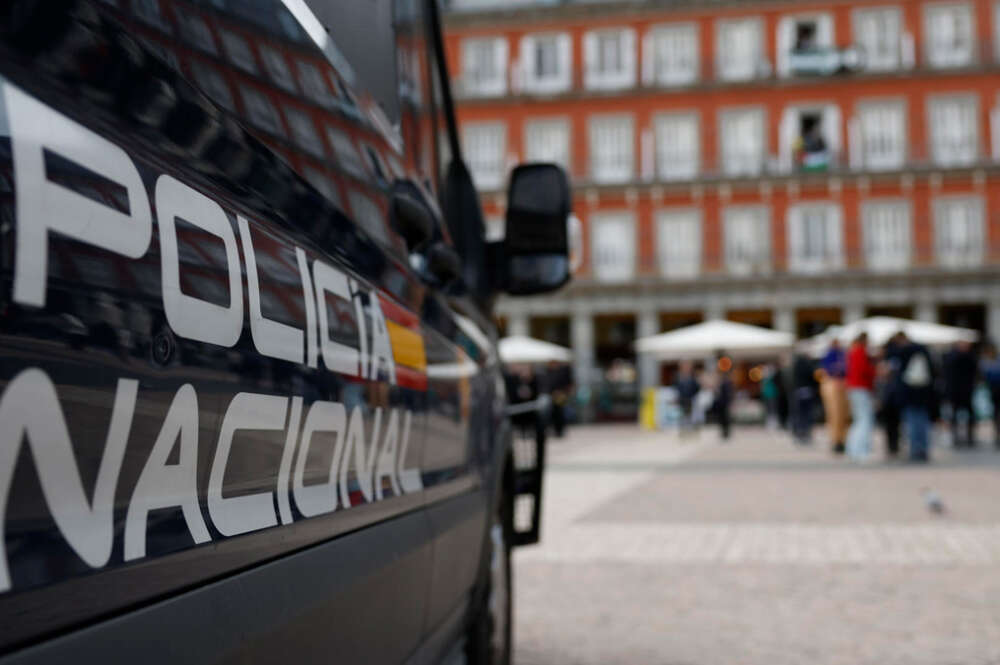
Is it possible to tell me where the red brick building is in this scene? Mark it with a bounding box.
[444,0,1000,412]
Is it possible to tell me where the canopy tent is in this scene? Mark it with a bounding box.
[498,335,573,364]
[635,320,795,361]
[804,316,979,356]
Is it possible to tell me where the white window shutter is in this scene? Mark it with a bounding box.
[991,106,1000,161]
[817,14,834,48]
[519,36,532,89]
[642,30,655,86]
[776,17,795,77]
[558,33,572,91]
[779,108,798,173]
[641,127,654,181]
[622,28,637,88]
[582,32,596,88]
[823,104,842,161]
[848,116,862,170]
[788,206,803,270]
[495,39,509,96]
[827,204,844,267]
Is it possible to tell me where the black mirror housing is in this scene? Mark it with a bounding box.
[502,163,572,295]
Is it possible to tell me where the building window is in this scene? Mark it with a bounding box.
[259,46,296,92]
[190,61,234,110]
[589,114,634,184]
[779,105,840,172]
[724,206,771,275]
[654,112,699,180]
[519,33,571,94]
[853,7,902,71]
[284,107,324,158]
[787,203,844,273]
[857,100,906,170]
[656,209,701,279]
[591,212,636,282]
[239,86,283,136]
[716,18,763,81]
[584,28,636,90]
[461,37,508,97]
[928,94,978,166]
[219,29,257,74]
[862,200,911,271]
[776,12,834,77]
[720,108,765,176]
[180,15,217,55]
[934,196,984,267]
[326,126,366,179]
[924,3,975,68]
[297,60,335,108]
[463,122,507,190]
[644,23,698,87]
[524,118,570,172]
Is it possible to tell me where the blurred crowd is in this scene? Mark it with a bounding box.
[503,361,576,446]
[763,336,1000,463]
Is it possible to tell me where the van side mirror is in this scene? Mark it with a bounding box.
[502,164,571,295]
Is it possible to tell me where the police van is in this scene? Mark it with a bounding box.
[0,1,570,663]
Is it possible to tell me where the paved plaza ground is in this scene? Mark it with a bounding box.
[513,424,1000,665]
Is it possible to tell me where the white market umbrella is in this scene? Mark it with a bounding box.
[635,320,795,361]
[806,316,979,355]
[499,335,572,364]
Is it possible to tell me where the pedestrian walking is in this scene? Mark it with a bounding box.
[879,332,905,458]
[894,332,938,463]
[942,341,979,448]
[674,361,701,436]
[790,353,817,444]
[819,339,848,454]
[981,343,1000,448]
[845,332,876,461]
[714,367,734,441]
[761,364,780,429]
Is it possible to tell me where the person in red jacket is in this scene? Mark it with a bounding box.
[845,332,877,461]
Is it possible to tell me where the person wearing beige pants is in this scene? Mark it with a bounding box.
[820,340,848,454]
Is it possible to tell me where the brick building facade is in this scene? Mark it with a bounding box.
[443,0,1000,415]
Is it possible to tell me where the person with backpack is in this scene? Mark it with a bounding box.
[894,332,938,462]
[845,332,877,461]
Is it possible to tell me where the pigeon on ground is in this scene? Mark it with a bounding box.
[921,487,945,514]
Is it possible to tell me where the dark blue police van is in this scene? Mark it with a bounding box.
[0,1,571,662]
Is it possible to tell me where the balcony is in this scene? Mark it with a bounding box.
[787,46,863,77]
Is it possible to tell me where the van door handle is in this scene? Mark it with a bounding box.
[391,193,433,251]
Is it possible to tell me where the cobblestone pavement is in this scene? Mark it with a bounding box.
[513,424,1000,665]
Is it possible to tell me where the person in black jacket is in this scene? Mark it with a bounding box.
[879,332,905,458]
[942,341,979,448]
[790,353,818,444]
[894,333,938,462]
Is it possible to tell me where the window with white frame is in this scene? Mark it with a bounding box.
[297,60,336,108]
[181,15,217,55]
[461,37,508,97]
[853,7,902,71]
[928,94,978,166]
[589,114,634,183]
[862,200,911,270]
[716,18,763,81]
[720,108,765,176]
[326,126,366,179]
[219,29,257,74]
[584,28,636,90]
[924,3,975,68]
[260,46,296,92]
[858,100,906,170]
[190,62,234,110]
[787,202,844,273]
[239,86,283,136]
[591,212,636,282]
[463,122,507,190]
[776,13,834,77]
[654,112,699,180]
[520,33,572,94]
[934,196,985,267]
[724,206,771,275]
[656,209,701,278]
[644,23,698,86]
[285,107,324,158]
[524,118,570,171]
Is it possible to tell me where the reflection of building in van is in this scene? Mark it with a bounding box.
[445,0,1000,420]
